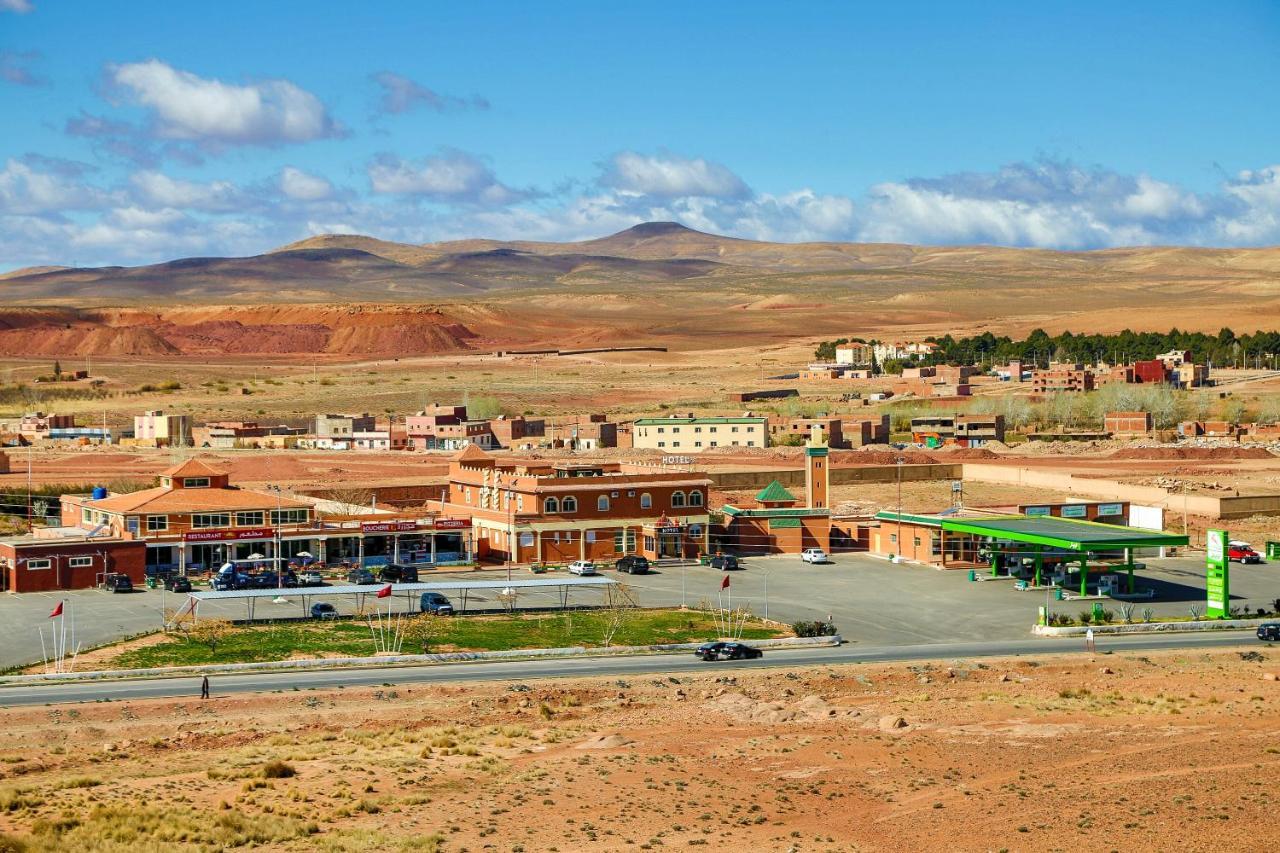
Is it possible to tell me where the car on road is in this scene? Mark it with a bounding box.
[297,570,324,587]
[212,572,250,591]
[1229,541,1263,564]
[310,602,338,620]
[103,573,133,593]
[709,555,742,571]
[1258,622,1280,642]
[568,560,598,576]
[162,575,192,593]
[800,548,828,564]
[694,641,763,661]
[347,568,377,585]
[380,563,419,583]
[419,592,455,615]
[615,555,651,574]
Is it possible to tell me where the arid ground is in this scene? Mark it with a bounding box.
[0,648,1277,851]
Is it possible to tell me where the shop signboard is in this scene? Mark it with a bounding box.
[1206,528,1229,618]
[184,527,273,543]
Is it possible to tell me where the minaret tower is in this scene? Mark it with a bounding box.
[804,423,830,509]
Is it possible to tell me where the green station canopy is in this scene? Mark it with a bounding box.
[935,515,1189,551]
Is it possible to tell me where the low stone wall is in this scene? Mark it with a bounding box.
[1032,619,1262,637]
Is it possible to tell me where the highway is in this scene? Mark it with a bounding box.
[0,630,1258,707]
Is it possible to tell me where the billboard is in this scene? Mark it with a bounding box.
[1205,528,1229,618]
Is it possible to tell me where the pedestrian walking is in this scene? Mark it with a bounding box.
[1085,627,1095,653]
[200,675,209,700]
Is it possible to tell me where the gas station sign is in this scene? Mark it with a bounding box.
[1205,528,1229,618]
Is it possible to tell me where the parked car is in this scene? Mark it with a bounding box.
[694,641,763,661]
[380,563,419,583]
[709,555,742,571]
[162,575,192,593]
[297,570,324,587]
[211,572,250,591]
[615,555,651,574]
[1228,541,1263,564]
[347,568,377,585]
[800,548,828,564]
[103,573,133,593]
[419,592,455,615]
[310,602,338,620]
[568,560,598,576]
[1258,622,1280,642]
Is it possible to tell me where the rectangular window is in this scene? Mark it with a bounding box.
[27,558,51,571]
[694,441,702,447]
[746,441,755,447]
[146,515,168,532]
[709,426,717,433]
[235,511,265,527]
[657,441,665,448]
[82,508,92,524]
[69,556,93,568]
[694,426,702,433]
[710,441,718,447]
[182,477,210,488]
[192,513,231,529]
[644,535,655,552]
[271,509,309,526]
[657,427,665,433]
[613,529,625,552]
[731,426,739,433]
[889,534,898,543]
[672,441,680,448]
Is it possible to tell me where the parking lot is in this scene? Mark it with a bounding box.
[3,553,1278,669]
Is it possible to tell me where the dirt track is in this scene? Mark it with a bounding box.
[0,648,1276,851]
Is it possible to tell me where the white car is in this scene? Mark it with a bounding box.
[297,570,324,586]
[800,548,828,564]
[567,560,598,576]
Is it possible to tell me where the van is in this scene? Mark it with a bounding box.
[103,573,133,593]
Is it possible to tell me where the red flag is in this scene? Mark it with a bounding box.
[49,601,63,618]
[376,583,393,599]
[720,575,730,590]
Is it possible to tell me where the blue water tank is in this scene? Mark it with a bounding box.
[91,486,107,500]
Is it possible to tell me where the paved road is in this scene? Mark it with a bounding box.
[4,553,1278,668]
[0,630,1258,707]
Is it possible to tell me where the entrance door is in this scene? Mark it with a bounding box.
[659,531,681,558]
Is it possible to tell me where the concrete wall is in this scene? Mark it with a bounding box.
[707,463,961,491]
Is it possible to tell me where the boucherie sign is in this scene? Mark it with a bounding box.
[183,528,273,543]
[360,520,419,533]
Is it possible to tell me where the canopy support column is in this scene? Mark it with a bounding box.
[1125,547,1135,593]
[1034,546,1043,588]
[990,540,999,577]
[1079,555,1088,598]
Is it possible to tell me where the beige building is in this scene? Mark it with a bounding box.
[131,410,192,447]
[631,415,768,452]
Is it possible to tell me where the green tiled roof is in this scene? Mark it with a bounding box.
[754,480,798,503]
[632,416,767,425]
[769,517,802,528]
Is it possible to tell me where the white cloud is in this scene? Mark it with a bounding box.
[0,0,33,13]
[129,170,243,211]
[601,151,750,199]
[279,166,333,201]
[0,158,114,214]
[370,71,489,114]
[108,60,342,145]
[367,150,529,205]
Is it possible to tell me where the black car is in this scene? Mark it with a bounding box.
[695,641,763,661]
[310,602,338,620]
[615,555,651,574]
[419,592,455,615]
[380,563,419,583]
[709,555,742,571]
[1258,622,1280,642]
[347,568,377,585]
[162,575,192,593]
[103,573,133,593]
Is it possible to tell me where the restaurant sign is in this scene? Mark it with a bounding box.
[183,527,273,543]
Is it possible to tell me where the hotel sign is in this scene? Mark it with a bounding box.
[360,520,418,533]
[661,456,694,465]
[183,527,273,543]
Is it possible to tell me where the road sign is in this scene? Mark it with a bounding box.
[1206,528,1229,618]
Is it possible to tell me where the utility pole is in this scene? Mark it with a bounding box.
[895,455,905,559]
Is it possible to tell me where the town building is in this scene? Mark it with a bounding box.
[1031,366,1095,393]
[834,342,874,365]
[315,413,376,439]
[352,427,410,451]
[132,410,193,447]
[631,415,768,452]
[1105,411,1153,437]
[60,459,473,575]
[490,415,546,450]
[427,446,712,563]
[910,414,1005,447]
[768,416,844,448]
[721,427,832,554]
[542,415,618,451]
[0,532,144,593]
[842,414,891,446]
[194,421,305,449]
[15,412,77,441]
[405,405,468,450]
[873,341,939,362]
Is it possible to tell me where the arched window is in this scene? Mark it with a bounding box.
[562,496,578,513]
[688,490,703,507]
[671,491,686,508]
[597,495,610,512]
[544,497,559,513]
[640,492,652,510]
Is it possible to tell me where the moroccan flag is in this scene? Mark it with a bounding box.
[376,583,393,599]
[49,601,63,618]
[720,575,730,590]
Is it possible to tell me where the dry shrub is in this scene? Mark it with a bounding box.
[24,805,314,850]
[260,760,296,779]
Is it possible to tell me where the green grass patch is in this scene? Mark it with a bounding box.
[103,610,788,669]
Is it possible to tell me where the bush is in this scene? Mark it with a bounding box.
[260,761,296,779]
[792,620,838,638]
[1077,610,1093,626]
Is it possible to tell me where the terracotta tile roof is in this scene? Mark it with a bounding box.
[88,485,310,514]
[454,445,494,464]
[159,458,228,478]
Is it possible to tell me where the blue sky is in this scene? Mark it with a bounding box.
[2,0,1279,269]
